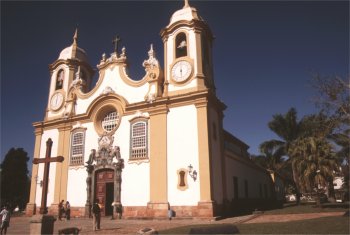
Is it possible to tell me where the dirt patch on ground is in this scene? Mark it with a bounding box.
[243,212,345,224]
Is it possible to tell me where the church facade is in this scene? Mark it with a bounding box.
[27,1,276,218]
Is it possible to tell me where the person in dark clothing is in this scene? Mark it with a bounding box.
[91,199,101,231]
[58,200,65,221]
[65,201,71,220]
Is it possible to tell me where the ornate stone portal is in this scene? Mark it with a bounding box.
[85,132,124,218]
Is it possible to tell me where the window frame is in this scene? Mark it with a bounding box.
[69,128,86,166]
[129,118,149,160]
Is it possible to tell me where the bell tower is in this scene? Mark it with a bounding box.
[160,0,215,96]
[46,29,94,120]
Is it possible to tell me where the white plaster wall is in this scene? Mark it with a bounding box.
[117,113,150,206]
[167,105,200,205]
[75,66,149,115]
[67,122,105,207]
[68,113,151,207]
[225,155,272,200]
[67,168,87,206]
[35,129,59,207]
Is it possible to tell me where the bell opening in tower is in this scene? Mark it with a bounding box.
[176,33,187,58]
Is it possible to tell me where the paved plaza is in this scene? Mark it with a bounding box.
[6,211,345,234]
[7,214,253,234]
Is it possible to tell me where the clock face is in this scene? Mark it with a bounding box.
[171,60,192,82]
[50,92,64,110]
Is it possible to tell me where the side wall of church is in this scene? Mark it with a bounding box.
[167,105,200,205]
[225,154,272,200]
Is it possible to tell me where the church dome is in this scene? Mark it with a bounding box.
[167,3,203,27]
[58,45,88,62]
[57,29,89,62]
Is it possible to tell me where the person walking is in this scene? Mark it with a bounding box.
[58,200,65,221]
[0,205,10,235]
[92,199,101,231]
[65,201,71,220]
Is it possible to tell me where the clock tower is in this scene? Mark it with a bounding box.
[160,0,215,96]
[46,29,94,120]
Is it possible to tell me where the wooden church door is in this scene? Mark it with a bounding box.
[95,169,114,216]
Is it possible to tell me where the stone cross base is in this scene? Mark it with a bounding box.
[25,203,36,216]
[30,214,56,235]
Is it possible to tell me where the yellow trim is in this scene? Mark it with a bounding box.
[53,124,72,204]
[195,102,212,201]
[149,105,168,203]
[160,20,213,43]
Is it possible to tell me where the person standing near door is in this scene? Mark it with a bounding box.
[58,200,65,221]
[92,199,101,231]
[65,201,71,220]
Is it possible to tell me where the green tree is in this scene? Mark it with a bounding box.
[253,143,284,171]
[0,148,30,210]
[260,108,305,203]
[289,137,338,207]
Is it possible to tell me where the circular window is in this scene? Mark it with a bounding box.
[93,103,122,136]
[101,111,120,132]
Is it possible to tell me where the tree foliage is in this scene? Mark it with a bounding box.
[0,148,30,210]
[311,74,349,118]
[289,137,338,206]
[311,74,350,164]
[259,107,306,203]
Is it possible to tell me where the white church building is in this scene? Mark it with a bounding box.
[27,1,276,218]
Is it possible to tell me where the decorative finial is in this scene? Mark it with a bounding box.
[73,27,78,45]
[184,0,190,8]
[148,44,155,58]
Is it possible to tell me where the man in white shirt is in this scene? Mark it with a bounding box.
[0,205,10,235]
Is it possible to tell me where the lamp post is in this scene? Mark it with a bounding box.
[188,164,197,181]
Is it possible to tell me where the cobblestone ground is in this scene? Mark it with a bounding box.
[7,212,344,234]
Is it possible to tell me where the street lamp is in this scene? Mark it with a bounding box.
[188,164,197,181]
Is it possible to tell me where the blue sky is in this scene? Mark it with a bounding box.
[1,0,349,163]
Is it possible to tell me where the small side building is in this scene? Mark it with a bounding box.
[223,131,276,215]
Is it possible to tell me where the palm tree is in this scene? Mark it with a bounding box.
[260,108,305,203]
[289,137,338,207]
[256,142,284,171]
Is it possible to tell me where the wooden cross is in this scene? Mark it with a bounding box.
[33,138,64,214]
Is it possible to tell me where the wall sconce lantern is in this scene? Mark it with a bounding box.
[188,164,197,181]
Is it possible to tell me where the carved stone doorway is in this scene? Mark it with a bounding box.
[95,169,114,216]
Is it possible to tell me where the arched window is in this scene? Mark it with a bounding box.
[175,33,187,58]
[102,111,119,132]
[70,129,86,166]
[130,120,148,159]
[56,69,64,90]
